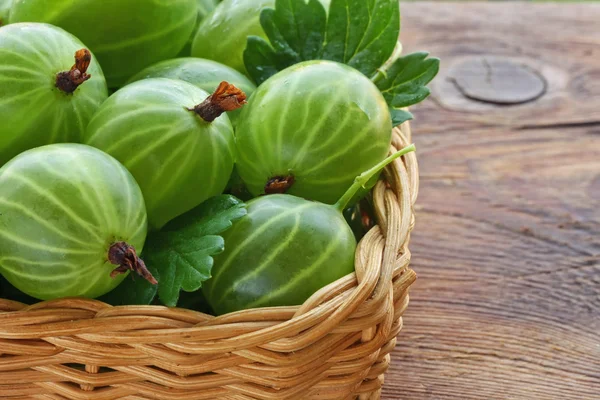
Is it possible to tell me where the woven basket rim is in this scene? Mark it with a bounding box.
[0,121,418,400]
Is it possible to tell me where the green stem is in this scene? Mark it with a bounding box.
[333,144,416,212]
[371,68,388,85]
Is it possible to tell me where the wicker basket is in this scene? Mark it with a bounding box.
[0,122,418,400]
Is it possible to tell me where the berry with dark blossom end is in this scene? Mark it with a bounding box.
[84,78,245,231]
[235,60,392,205]
[203,146,415,315]
[0,144,149,300]
[127,58,257,126]
[10,0,198,87]
[0,23,107,166]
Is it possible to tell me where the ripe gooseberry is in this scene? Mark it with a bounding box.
[178,0,219,57]
[235,60,392,205]
[191,0,274,76]
[10,0,198,87]
[203,145,415,315]
[84,78,245,231]
[0,23,107,166]
[128,58,256,125]
[191,0,331,77]
[0,144,151,300]
[0,0,11,26]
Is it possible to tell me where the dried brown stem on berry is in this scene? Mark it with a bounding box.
[189,81,247,122]
[108,242,157,285]
[265,175,295,194]
[56,49,92,94]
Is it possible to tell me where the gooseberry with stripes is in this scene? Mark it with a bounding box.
[10,0,198,87]
[127,58,256,126]
[0,0,11,26]
[0,23,107,166]
[191,0,331,77]
[178,0,219,57]
[0,144,152,301]
[203,145,415,315]
[84,78,246,231]
[191,0,275,76]
[235,60,393,205]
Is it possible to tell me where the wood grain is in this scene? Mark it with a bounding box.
[383,3,600,399]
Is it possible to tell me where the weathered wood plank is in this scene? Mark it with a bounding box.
[383,3,600,399]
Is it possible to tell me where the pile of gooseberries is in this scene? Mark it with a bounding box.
[0,0,415,315]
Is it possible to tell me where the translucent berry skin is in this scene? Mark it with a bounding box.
[84,78,236,231]
[178,0,219,57]
[203,194,356,315]
[0,144,147,300]
[235,60,392,205]
[128,57,255,125]
[191,0,330,77]
[10,0,198,87]
[203,143,418,316]
[0,23,107,166]
[0,0,12,26]
[191,0,275,76]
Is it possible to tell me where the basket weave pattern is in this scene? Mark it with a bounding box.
[0,123,418,400]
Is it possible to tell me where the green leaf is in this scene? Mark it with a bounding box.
[145,234,221,307]
[244,36,282,86]
[376,52,440,108]
[99,265,159,306]
[245,0,399,84]
[162,194,247,235]
[243,0,439,112]
[244,0,327,85]
[390,108,414,127]
[322,0,400,78]
[144,195,247,307]
[263,0,326,61]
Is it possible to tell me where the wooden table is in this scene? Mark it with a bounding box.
[383,3,600,399]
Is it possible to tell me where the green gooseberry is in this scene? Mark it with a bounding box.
[178,0,219,57]
[0,0,12,26]
[203,145,415,315]
[197,0,219,20]
[0,144,151,301]
[10,0,198,87]
[0,22,107,166]
[191,0,274,76]
[84,78,244,231]
[191,0,331,78]
[235,60,392,205]
[127,57,256,125]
